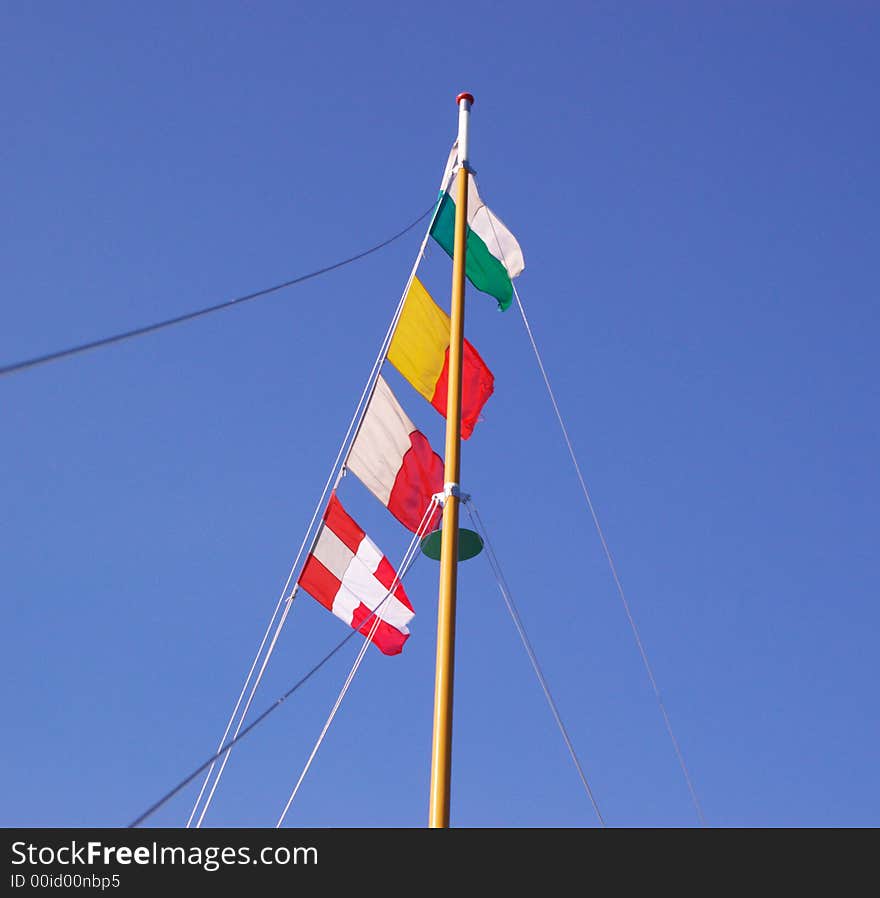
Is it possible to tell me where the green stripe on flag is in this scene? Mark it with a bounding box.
[430,193,513,311]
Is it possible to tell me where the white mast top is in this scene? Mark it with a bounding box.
[456,92,474,169]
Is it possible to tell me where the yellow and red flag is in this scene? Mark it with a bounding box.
[387,277,494,440]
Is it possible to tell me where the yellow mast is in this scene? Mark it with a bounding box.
[428,92,473,828]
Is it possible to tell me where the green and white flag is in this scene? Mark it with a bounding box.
[430,143,524,311]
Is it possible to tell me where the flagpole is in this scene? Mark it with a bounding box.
[428,92,473,829]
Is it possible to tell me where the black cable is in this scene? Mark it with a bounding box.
[1,203,435,378]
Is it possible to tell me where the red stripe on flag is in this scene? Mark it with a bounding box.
[430,340,494,440]
[350,602,409,656]
[374,555,414,612]
[322,492,366,555]
[386,432,444,533]
[297,555,341,612]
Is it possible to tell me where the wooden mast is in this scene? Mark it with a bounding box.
[428,92,473,828]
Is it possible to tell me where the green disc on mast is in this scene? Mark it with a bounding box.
[420,528,483,562]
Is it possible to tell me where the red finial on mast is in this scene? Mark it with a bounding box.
[456,92,475,106]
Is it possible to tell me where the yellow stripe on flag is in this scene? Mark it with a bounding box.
[387,277,449,403]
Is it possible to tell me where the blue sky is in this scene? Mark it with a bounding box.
[2,2,878,828]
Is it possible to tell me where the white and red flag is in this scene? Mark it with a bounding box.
[347,375,443,533]
[298,493,415,655]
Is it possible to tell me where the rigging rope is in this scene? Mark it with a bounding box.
[190,596,295,827]
[476,192,704,823]
[510,281,708,827]
[464,500,606,827]
[185,599,287,826]
[0,204,434,378]
[275,498,439,827]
